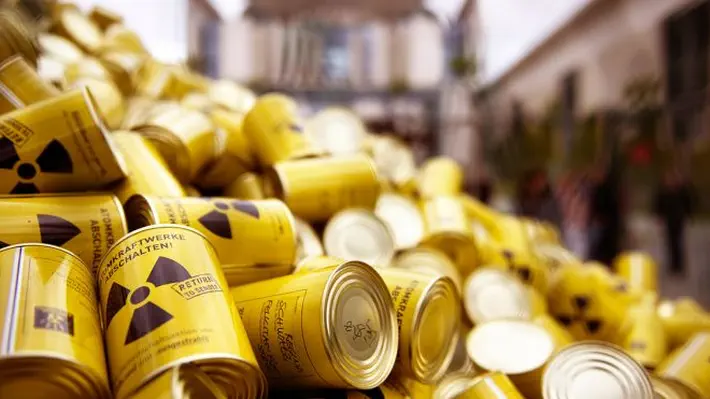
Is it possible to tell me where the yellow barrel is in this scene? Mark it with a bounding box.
[0,193,127,276]
[650,376,703,399]
[323,209,396,267]
[370,135,417,192]
[657,298,710,349]
[111,131,186,203]
[135,61,175,99]
[618,294,667,369]
[546,264,629,341]
[198,109,255,189]
[535,244,582,276]
[230,260,398,389]
[224,172,265,200]
[126,364,227,399]
[457,372,524,399]
[99,50,146,95]
[0,244,110,399]
[266,155,381,222]
[305,107,366,155]
[419,196,478,277]
[532,314,573,352]
[0,87,127,194]
[377,268,460,383]
[462,267,532,324]
[98,23,148,55]
[392,247,463,295]
[657,332,710,398]
[417,157,463,199]
[242,93,312,166]
[543,342,654,399]
[52,6,103,53]
[88,6,123,31]
[68,77,125,129]
[294,218,324,263]
[613,251,658,294]
[121,96,156,129]
[0,55,59,114]
[220,264,294,287]
[0,9,39,67]
[207,80,256,115]
[135,105,216,183]
[294,256,459,383]
[38,33,84,65]
[375,192,425,250]
[181,92,214,113]
[125,196,297,270]
[98,225,266,399]
[466,319,554,399]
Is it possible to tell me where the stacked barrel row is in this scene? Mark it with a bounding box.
[0,3,707,399]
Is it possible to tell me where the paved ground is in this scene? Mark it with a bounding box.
[626,214,710,307]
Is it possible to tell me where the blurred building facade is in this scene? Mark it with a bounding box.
[478,0,710,305]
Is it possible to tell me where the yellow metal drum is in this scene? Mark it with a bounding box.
[619,294,667,369]
[111,131,186,204]
[463,267,532,324]
[230,260,398,389]
[88,6,123,31]
[533,314,573,352]
[98,225,266,399]
[417,157,463,199]
[125,196,297,269]
[375,192,425,251]
[207,80,256,115]
[419,196,478,277]
[0,193,127,277]
[224,172,265,200]
[377,268,460,384]
[0,244,110,399]
[657,298,710,349]
[457,372,524,399]
[0,9,39,67]
[52,6,103,53]
[68,77,125,129]
[613,251,658,294]
[135,105,216,183]
[657,332,710,398]
[99,23,148,55]
[0,87,127,194]
[543,342,654,399]
[198,109,255,189]
[0,55,59,114]
[323,209,396,267]
[266,155,381,222]
[650,376,703,399]
[243,93,312,166]
[392,247,462,295]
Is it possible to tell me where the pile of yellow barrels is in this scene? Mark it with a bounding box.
[0,3,708,399]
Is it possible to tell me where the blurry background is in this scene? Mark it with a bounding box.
[37,0,710,305]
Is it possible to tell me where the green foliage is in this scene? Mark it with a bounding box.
[449,55,477,78]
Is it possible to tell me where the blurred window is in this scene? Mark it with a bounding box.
[322,26,350,82]
[200,20,220,78]
[665,1,709,141]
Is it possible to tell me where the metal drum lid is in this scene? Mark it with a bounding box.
[463,267,531,324]
[324,209,395,267]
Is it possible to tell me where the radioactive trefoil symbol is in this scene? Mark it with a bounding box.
[554,295,603,335]
[197,200,260,239]
[0,214,81,249]
[105,256,192,345]
[0,137,73,194]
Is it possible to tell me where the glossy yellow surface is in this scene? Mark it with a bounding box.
[98,225,264,398]
[0,56,59,114]
[657,333,710,398]
[0,193,127,276]
[613,251,658,294]
[0,88,126,193]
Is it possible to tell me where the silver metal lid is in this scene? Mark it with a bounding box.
[463,267,532,324]
[466,319,554,375]
[375,192,424,250]
[323,208,396,267]
[543,342,654,399]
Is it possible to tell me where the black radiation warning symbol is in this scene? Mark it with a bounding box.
[0,137,73,194]
[197,200,260,239]
[104,256,191,345]
[554,295,603,335]
[0,214,80,250]
[502,250,532,282]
